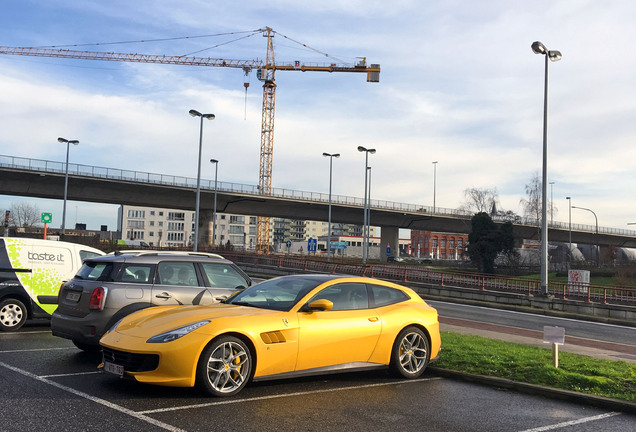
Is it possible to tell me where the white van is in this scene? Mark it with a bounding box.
[0,237,104,331]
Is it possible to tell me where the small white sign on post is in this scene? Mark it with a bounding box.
[568,270,590,295]
[543,326,565,368]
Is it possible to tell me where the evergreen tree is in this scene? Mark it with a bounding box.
[468,213,516,273]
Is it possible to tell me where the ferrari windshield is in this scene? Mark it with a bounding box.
[226,276,329,311]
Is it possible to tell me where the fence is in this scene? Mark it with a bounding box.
[225,252,636,306]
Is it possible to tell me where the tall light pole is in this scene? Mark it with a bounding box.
[566,196,572,267]
[549,181,555,225]
[322,152,340,262]
[57,137,79,235]
[532,41,562,296]
[189,109,215,251]
[358,146,376,264]
[210,159,219,248]
[432,161,438,213]
[367,166,372,261]
[572,205,599,266]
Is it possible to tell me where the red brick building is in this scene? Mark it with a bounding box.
[410,230,468,260]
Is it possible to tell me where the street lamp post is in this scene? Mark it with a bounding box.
[367,166,372,260]
[57,137,79,235]
[432,161,438,213]
[572,205,599,266]
[549,182,555,225]
[357,146,376,264]
[189,109,215,252]
[210,159,219,248]
[532,41,562,296]
[566,196,572,267]
[322,152,340,262]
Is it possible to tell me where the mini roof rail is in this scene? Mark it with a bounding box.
[109,250,225,259]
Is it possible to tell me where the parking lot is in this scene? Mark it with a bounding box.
[2,322,634,432]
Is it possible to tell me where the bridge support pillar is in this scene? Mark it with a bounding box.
[197,210,213,249]
[380,226,399,262]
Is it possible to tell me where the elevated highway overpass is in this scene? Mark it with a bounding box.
[2,154,636,249]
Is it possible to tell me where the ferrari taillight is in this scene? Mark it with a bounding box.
[89,287,106,310]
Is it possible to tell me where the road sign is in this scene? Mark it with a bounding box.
[286,240,292,248]
[329,241,347,249]
[307,238,317,253]
[386,241,391,256]
[41,212,52,224]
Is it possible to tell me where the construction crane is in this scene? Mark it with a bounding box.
[0,27,381,254]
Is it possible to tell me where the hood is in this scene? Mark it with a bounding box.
[115,303,282,337]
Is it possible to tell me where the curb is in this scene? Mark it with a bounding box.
[429,367,636,415]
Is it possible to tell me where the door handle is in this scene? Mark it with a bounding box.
[155,292,172,299]
[368,317,379,322]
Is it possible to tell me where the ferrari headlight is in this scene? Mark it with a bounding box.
[147,320,210,343]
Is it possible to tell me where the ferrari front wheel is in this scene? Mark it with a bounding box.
[389,326,430,379]
[197,335,252,397]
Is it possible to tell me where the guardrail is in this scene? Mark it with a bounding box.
[225,252,636,306]
[3,153,633,236]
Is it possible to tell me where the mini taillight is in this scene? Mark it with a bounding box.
[89,287,106,310]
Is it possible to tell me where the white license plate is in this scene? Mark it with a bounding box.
[65,291,81,302]
[104,361,124,377]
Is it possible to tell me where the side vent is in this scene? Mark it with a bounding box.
[260,331,287,344]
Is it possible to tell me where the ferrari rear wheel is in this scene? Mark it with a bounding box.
[197,335,252,397]
[389,326,430,379]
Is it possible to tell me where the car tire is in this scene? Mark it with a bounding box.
[0,298,27,331]
[389,326,430,379]
[196,335,252,397]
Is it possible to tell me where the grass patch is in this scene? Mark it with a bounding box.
[434,332,636,402]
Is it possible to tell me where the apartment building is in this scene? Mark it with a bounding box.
[118,205,257,249]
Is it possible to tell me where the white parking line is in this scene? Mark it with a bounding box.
[0,330,52,334]
[41,371,102,378]
[138,377,443,414]
[0,347,75,353]
[518,412,622,431]
[0,361,187,432]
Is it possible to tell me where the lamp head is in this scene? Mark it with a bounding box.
[531,41,547,54]
[357,146,366,152]
[189,109,201,117]
[210,159,218,164]
[548,50,562,62]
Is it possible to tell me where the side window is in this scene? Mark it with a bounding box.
[308,282,368,311]
[157,262,198,287]
[118,264,153,284]
[75,262,113,281]
[200,263,249,289]
[369,285,408,308]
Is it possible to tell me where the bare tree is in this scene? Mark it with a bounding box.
[9,202,41,227]
[460,187,499,214]
[520,173,541,224]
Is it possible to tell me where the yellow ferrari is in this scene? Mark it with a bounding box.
[99,274,441,397]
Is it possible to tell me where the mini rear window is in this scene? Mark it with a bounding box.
[75,262,114,281]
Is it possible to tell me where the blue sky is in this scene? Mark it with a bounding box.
[1,1,635,231]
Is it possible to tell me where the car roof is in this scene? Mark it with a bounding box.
[87,250,231,264]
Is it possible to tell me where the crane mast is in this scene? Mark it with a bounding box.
[257,27,277,254]
[0,28,380,254]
